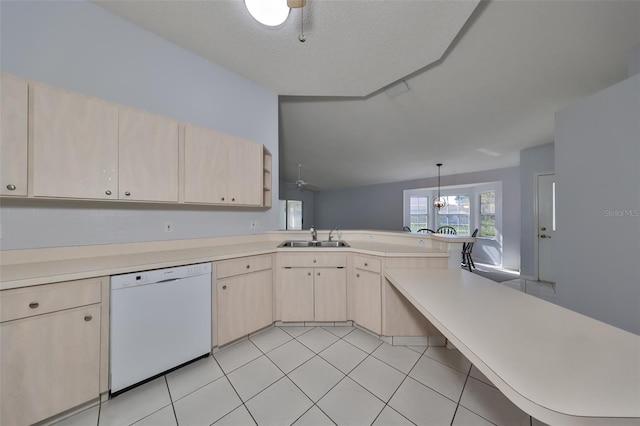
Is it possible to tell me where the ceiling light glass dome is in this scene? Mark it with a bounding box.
[245,0,290,26]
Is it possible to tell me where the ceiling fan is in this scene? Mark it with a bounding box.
[291,163,318,191]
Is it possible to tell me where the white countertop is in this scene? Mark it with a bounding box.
[384,268,640,426]
[0,239,447,290]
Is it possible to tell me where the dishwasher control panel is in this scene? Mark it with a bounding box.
[111,263,212,290]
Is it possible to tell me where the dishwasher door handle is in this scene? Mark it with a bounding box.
[156,278,180,284]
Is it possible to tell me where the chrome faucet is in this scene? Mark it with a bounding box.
[328,227,340,242]
[310,226,318,242]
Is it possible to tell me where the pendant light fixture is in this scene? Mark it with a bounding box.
[433,163,447,210]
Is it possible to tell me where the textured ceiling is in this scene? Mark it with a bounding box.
[93,0,640,191]
[94,0,479,96]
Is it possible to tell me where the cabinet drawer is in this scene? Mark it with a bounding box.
[354,255,382,273]
[280,253,347,268]
[216,254,272,279]
[0,277,103,323]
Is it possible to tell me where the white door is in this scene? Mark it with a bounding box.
[537,173,556,283]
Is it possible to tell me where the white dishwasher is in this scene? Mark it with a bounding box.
[110,262,212,394]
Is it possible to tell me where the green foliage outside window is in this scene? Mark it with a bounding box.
[480,191,496,238]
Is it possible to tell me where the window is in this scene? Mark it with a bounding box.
[279,200,302,230]
[437,195,470,235]
[479,191,496,238]
[409,196,428,232]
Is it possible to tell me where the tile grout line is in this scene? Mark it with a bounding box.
[163,375,180,426]
[210,348,260,426]
[448,364,473,426]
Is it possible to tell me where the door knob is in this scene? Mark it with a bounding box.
[540,227,546,231]
[540,235,551,239]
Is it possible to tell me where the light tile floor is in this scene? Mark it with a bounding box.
[54,325,550,426]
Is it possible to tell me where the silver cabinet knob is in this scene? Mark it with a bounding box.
[105,190,112,195]
[29,301,39,309]
[84,315,92,322]
[246,264,251,269]
[317,272,321,276]
[222,285,227,290]
[540,227,547,231]
[313,259,317,263]
[232,198,235,202]
[307,272,311,276]
[540,235,551,239]
[124,191,131,196]
[356,273,360,278]
[6,184,16,191]
[364,262,368,267]
[221,197,225,201]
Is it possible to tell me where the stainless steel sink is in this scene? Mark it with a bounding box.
[316,241,349,247]
[278,241,316,248]
[278,240,350,248]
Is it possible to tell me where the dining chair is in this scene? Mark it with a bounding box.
[436,226,457,234]
[417,228,435,233]
[402,226,411,232]
[462,228,479,271]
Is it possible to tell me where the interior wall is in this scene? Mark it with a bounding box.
[0,1,279,250]
[314,167,521,270]
[519,143,555,278]
[555,73,639,334]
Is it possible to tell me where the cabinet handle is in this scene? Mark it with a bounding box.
[29,301,39,309]
[364,262,368,267]
[246,264,251,269]
[222,285,227,290]
[221,197,225,201]
[84,315,92,322]
[307,272,311,276]
[6,184,16,191]
[317,272,321,276]
[232,198,235,202]
[356,273,360,278]
[105,190,112,196]
[124,191,131,196]
[313,259,317,263]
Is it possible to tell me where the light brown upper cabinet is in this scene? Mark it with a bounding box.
[118,107,179,202]
[32,85,119,200]
[0,74,29,196]
[184,124,263,206]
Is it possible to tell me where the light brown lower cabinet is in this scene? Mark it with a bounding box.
[0,305,101,426]
[352,269,382,334]
[278,267,347,322]
[217,270,273,346]
[216,256,273,346]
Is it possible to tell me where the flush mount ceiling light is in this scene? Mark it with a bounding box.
[433,163,447,210]
[245,0,290,26]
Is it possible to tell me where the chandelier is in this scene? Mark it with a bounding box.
[433,163,447,210]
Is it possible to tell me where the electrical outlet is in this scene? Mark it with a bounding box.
[164,222,173,233]
[250,220,260,229]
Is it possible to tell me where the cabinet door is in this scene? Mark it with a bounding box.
[217,270,273,346]
[314,268,347,322]
[0,75,28,196]
[32,85,118,199]
[279,268,314,322]
[184,125,229,204]
[228,136,263,206]
[118,107,179,202]
[0,305,101,426]
[353,270,382,334]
